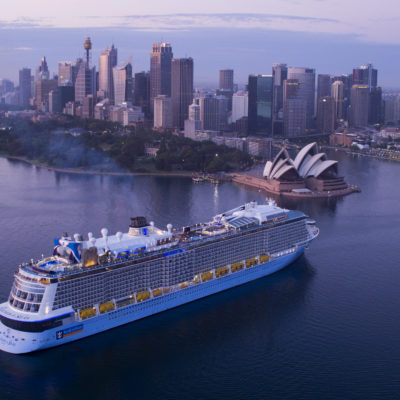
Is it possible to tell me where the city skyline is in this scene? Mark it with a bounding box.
[2,28,399,89]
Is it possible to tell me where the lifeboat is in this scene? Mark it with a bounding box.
[152,288,162,297]
[80,307,96,319]
[245,257,258,268]
[179,282,189,289]
[136,291,150,302]
[230,262,244,272]
[163,287,170,294]
[99,302,115,313]
[259,254,269,263]
[201,271,213,282]
[215,266,229,277]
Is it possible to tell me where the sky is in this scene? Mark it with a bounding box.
[1,0,400,88]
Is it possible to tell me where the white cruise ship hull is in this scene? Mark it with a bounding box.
[0,247,304,354]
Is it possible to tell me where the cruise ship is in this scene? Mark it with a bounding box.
[0,200,319,354]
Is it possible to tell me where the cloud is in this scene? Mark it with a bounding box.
[0,17,50,29]
[15,46,33,51]
[0,12,340,32]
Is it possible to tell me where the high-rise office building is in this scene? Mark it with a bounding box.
[216,95,229,130]
[188,102,200,122]
[350,85,369,127]
[231,92,248,123]
[368,87,383,125]
[113,62,132,106]
[219,69,234,91]
[36,79,58,110]
[352,63,381,125]
[82,95,95,118]
[316,97,335,134]
[74,58,96,104]
[36,57,50,81]
[283,79,307,138]
[99,45,118,102]
[150,42,173,113]
[272,63,288,136]
[153,95,172,129]
[58,62,74,86]
[317,74,331,99]
[49,89,59,114]
[58,86,75,112]
[287,67,315,131]
[248,75,273,136]
[0,79,14,96]
[199,94,219,131]
[331,74,352,120]
[134,71,150,119]
[353,63,377,92]
[384,94,400,124]
[19,68,31,107]
[331,80,345,121]
[171,58,194,129]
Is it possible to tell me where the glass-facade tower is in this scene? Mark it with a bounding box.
[248,75,273,136]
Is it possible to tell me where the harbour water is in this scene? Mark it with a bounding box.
[0,152,399,399]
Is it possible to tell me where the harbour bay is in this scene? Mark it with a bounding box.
[0,151,399,399]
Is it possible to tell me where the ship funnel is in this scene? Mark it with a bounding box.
[116,232,123,241]
[167,224,172,233]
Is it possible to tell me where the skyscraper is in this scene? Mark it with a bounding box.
[331,74,352,120]
[283,79,307,138]
[272,63,287,136]
[317,74,331,99]
[58,62,74,86]
[287,67,315,131]
[219,69,234,91]
[248,75,273,136]
[350,85,369,127]
[171,58,194,129]
[188,102,200,122]
[368,87,383,125]
[199,94,219,131]
[150,42,173,113]
[316,97,335,134]
[99,45,118,102]
[231,92,248,123]
[353,63,377,92]
[36,79,58,110]
[74,58,96,104]
[18,68,31,107]
[113,62,132,106]
[134,71,150,119]
[154,95,172,129]
[0,79,14,96]
[36,57,49,81]
[75,39,96,105]
[331,80,345,120]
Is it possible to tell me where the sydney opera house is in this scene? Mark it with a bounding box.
[262,142,349,194]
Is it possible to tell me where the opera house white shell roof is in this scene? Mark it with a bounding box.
[263,142,338,180]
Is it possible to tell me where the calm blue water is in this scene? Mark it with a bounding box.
[0,153,399,400]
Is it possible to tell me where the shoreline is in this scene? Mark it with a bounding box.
[2,155,200,178]
[322,146,400,163]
